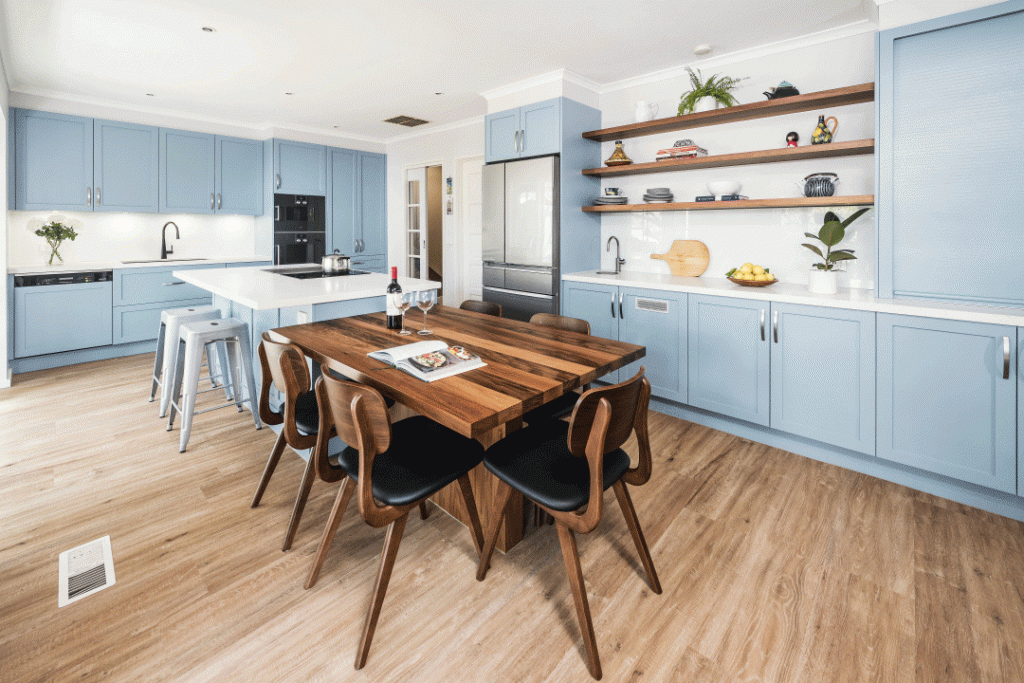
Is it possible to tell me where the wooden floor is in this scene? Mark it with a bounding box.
[3,354,1024,682]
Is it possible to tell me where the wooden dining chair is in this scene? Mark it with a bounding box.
[522,313,592,425]
[476,368,661,680]
[304,367,486,670]
[459,299,502,317]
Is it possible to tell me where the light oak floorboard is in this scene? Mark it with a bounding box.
[2,354,1024,682]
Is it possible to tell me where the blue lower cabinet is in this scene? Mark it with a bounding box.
[769,303,875,454]
[688,294,770,426]
[113,265,219,306]
[1019,329,1023,496]
[351,255,386,274]
[877,314,1016,494]
[14,282,113,357]
[562,281,619,381]
[113,298,210,344]
[618,287,686,403]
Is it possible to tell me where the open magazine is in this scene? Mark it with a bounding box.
[367,339,486,383]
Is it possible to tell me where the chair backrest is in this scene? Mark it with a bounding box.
[530,313,590,336]
[258,332,313,443]
[460,300,502,317]
[567,368,646,458]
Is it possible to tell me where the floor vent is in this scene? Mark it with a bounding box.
[58,536,116,607]
[384,115,429,127]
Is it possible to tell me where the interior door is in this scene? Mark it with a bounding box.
[405,167,426,279]
[504,156,554,268]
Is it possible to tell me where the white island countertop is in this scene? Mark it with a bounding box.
[173,264,440,310]
[563,271,1024,327]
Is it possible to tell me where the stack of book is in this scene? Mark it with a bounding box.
[695,194,749,202]
[656,143,708,161]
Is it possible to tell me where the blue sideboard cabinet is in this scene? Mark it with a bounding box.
[877,314,1017,493]
[93,119,159,212]
[274,139,327,196]
[485,98,561,163]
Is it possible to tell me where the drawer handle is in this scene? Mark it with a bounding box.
[773,310,779,343]
[760,309,765,341]
[276,173,281,190]
[1003,336,1010,380]
[162,281,186,286]
[610,292,616,319]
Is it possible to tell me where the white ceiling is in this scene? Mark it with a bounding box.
[2,0,873,141]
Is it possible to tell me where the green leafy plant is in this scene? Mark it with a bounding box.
[801,208,869,271]
[677,67,743,115]
[35,220,79,265]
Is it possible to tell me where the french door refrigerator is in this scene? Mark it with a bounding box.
[482,155,560,322]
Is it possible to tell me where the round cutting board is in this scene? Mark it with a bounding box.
[650,240,710,277]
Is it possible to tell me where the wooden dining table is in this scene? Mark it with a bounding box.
[268,305,645,551]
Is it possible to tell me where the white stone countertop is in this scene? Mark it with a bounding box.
[173,264,441,311]
[8,255,269,275]
[563,271,1024,328]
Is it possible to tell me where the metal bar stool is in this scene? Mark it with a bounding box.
[150,305,229,418]
[166,318,262,452]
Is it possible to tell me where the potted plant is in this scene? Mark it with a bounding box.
[677,67,743,115]
[35,220,79,265]
[801,208,869,294]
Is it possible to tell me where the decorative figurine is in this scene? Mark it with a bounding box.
[604,140,633,166]
[764,80,800,99]
[786,131,799,147]
[812,115,838,144]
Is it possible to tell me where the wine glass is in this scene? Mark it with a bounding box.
[416,289,437,335]
[392,291,414,335]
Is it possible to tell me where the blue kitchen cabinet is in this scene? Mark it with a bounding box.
[327,149,386,263]
[769,303,875,455]
[216,136,264,215]
[328,148,357,255]
[14,282,113,357]
[485,98,561,162]
[359,152,387,258]
[160,129,216,213]
[485,109,520,163]
[562,280,619,347]
[1019,329,1023,496]
[688,294,770,426]
[618,287,686,403]
[93,119,159,212]
[274,139,327,196]
[877,314,1016,493]
[14,109,93,211]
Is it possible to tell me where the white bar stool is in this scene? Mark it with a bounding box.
[150,305,228,418]
[166,318,262,452]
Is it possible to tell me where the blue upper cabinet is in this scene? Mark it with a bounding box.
[359,152,386,257]
[769,303,875,455]
[618,287,686,403]
[14,109,93,211]
[877,1,1024,305]
[688,294,770,426]
[215,136,263,215]
[485,98,561,163]
[274,139,327,196]
[328,148,357,255]
[877,314,1017,493]
[160,129,216,214]
[94,119,159,212]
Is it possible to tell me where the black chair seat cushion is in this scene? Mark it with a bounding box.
[522,390,579,425]
[483,420,631,512]
[280,386,394,437]
[331,416,484,507]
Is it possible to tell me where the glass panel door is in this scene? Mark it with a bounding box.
[406,168,426,279]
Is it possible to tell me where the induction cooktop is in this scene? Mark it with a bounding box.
[278,268,370,280]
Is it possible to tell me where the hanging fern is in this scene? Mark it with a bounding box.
[677,67,744,115]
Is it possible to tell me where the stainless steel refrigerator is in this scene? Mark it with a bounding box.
[482,156,560,322]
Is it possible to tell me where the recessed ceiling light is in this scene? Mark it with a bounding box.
[285,92,294,96]
[146,93,155,97]
[202,26,215,32]
[694,44,713,56]
[435,92,443,95]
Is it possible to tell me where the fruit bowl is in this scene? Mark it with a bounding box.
[728,276,777,287]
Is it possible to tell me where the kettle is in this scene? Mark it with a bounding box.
[321,249,351,274]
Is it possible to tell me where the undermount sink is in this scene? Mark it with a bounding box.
[121,258,208,264]
[595,270,622,275]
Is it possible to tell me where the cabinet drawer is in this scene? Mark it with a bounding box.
[113,265,219,306]
[352,255,386,274]
[113,297,211,344]
[14,282,113,357]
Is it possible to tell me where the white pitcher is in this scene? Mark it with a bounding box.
[634,101,659,122]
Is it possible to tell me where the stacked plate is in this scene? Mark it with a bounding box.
[643,187,674,203]
[594,195,629,206]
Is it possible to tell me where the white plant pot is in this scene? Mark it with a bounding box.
[692,97,721,113]
[807,270,839,295]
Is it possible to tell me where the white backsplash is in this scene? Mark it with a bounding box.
[6,211,259,267]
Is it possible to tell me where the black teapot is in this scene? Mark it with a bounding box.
[764,80,800,99]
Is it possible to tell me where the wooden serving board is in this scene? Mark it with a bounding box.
[650,240,710,276]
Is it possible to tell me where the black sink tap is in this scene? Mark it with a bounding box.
[161,221,179,259]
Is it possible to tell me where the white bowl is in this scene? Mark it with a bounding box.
[707,180,741,196]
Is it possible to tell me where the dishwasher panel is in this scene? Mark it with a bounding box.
[14,279,113,357]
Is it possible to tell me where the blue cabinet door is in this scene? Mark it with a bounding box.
[520,99,561,158]
[770,303,875,454]
[618,287,685,403]
[15,110,93,211]
[562,281,619,381]
[216,136,263,215]
[14,282,113,357]
[274,139,327,195]
[485,109,520,163]
[160,129,215,214]
[688,295,770,426]
[94,119,159,212]
[359,152,387,258]
[328,148,357,255]
[1019,329,1023,496]
[877,314,1016,493]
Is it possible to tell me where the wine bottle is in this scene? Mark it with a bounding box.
[386,266,402,330]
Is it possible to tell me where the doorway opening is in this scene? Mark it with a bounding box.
[405,165,444,300]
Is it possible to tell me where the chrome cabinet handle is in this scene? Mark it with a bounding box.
[275,173,281,190]
[275,205,280,221]
[86,186,92,207]
[514,130,519,153]
[760,309,766,341]
[1003,336,1010,380]
[520,129,525,153]
[217,193,222,210]
[162,281,185,286]
[95,187,100,205]
[210,193,215,210]
[275,245,281,265]
[619,292,624,318]
[611,292,616,318]
[773,310,779,343]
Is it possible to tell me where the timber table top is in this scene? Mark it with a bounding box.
[269,305,645,439]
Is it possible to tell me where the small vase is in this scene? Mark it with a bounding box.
[604,140,633,167]
[48,246,64,265]
[693,97,721,114]
[807,270,838,295]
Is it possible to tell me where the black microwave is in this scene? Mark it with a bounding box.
[274,194,325,233]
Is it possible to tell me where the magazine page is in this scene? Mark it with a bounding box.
[368,339,486,382]
[367,339,447,366]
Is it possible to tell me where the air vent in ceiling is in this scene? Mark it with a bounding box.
[384,115,429,127]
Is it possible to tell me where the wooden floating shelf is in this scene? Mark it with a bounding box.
[582,195,875,213]
[583,139,875,177]
[582,83,875,142]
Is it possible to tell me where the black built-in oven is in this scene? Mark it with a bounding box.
[274,194,326,265]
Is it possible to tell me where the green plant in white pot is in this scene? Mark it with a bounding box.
[677,67,744,115]
[802,208,869,294]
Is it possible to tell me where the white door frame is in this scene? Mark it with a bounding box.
[403,160,444,284]
[455,154,485,303]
